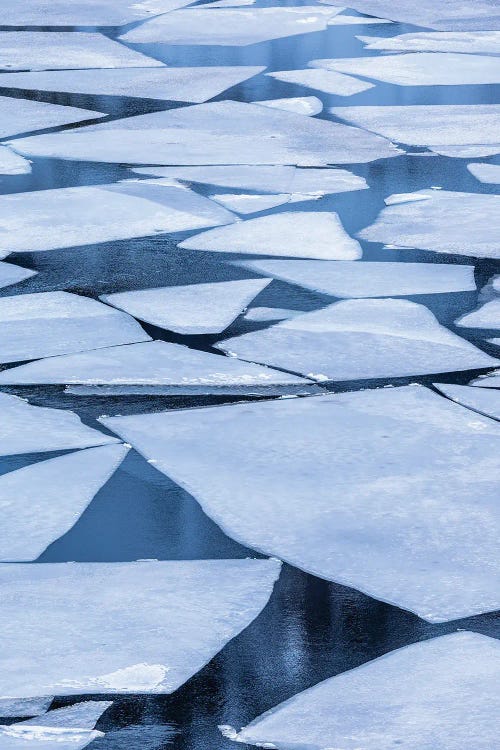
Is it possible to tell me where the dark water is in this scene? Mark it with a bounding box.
[0,1,499,746]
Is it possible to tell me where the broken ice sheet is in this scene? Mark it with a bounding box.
[0,96,103,140]
[0,559,281,696]
[0,392,118,457]
[210,193,292,214]
[358,30,500,54]
[101,385,500,622]
[0,180,235,258]
[100,279,271,335]
[0,261,36,290]
[119,6,343,45]
[254,96,323,116]
[1,66,265,103]
[267,69,374,96]
[471,370,500,388]
[467,163,500,183]
[235,633,500,750]
[456,300,500,329]
[244,307,303,322]
[0,291,149,364]
[0,146,31,176]
[434,383,500,421]
[179,212,362,260]
[0,341,314,395]
[0,698,53,719]
[0,0,196,26]
[235,259,476,298]
[9,101,400,166]
[0,444,128,562]
[358,190,500,259]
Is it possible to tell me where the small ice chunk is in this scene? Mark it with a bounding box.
[0,146,31,176]
[236,633,500,749]
[0,0,196,26]
[0,559,281,697]
[467,163,500,184]
[267,68,374,96]
[327,13,391,24]
[358,30,500,53]
[0,261,36,290]
[470,370,500,388]
[235,259,476,297]
[456,299,500,329]
[431,144,500,157]
[254,96,323,116]
[179,212,362,260]
[244,307,303,322]
[210,193,291,214]
[434,383,500,420]
[0,698,53,719]
[215,299,496,381]
[0,96,103,140]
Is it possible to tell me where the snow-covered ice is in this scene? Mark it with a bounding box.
[0,146,31,176]
[266,68,374,96]
[430,145,500,158]
[0,261,36,290]
[0,698,53,719]
[434,383,500,421]
[0,0,196,26]
[210,193,292,214]
[254,96,323,116]
[0,96,103,140]
[328,0,500,30]
[456,299,500,329]
[327,14,390,24]
[244,307,303,322]
[470,370,500,388]
[467,163,500,183]
[358,30,500,53]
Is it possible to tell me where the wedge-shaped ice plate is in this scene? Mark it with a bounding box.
[100,279,270,335]
[0,698,53,719]
[210,194,292,214]
[358,189,500,259]
[0,96,103,140]
[254,96,322,116]
[0,146,31,175]
[101,386,500,622]
[0,559,281,697]
[235,633,500,750]
[468,163,500,184]
[266,69,374,96]
[434,383,500,421]
[358,30,500,53]
[235,259,476,297]
[0,261,36,289]
[0,444,129,561]
[0,341,314,395]
[216,299,496,381]
[179,212,362,260]
[471,370,500,388]
[456,300,500,329]
[0,291,149,364]
[0,0,195,25]
[8,101,400,166]
[327,14,390,24]
[1,66,265,103]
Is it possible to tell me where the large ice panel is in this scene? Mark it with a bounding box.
[0,146,31,176]
[266,69,374,96]
[468,163,500,183]
[254,96,323,116]
[0,96,103,140]
[0,0,196,26]
[0,261,36,290]
[0,698,53,719]
[358,30,500,53]
[434,383,500,420]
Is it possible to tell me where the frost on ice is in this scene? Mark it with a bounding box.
[0,444,129,562]
[467,163,500,184]
[358,30,500,54]
[0,698,53,719]
[434,383,500,421]
[235,633,500,750]
[0,96,103,140]
[100,279,270,335]
[0,0,196,26]
[456,300,500,329]
[210,193,292,214]
[216,299,496,381]
[0,291,149,364]
[101,385,500,622]
[179,212,362,260]
[266,68,374,96]
[254,96,323,117]
[0,146,31,176]
[0,261,36,290]
[0,559,281,697]
[235,259,476,298]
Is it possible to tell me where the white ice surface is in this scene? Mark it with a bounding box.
[0,444,129,562]
[327,14,390,24]
[0,392,118,457]
[244,307,303,322]
[101,385,500,622]
[210,193,292,214]
[434,383,500,420]
[0,261,36,290]
[235,259,476,297]
[359,189,500,259]
[179,212,362,260]
[206,0,256,6]
[1,66,264,103]
[456,299,500,329]
[329,0,500,30]
[101,279,270,334]
[0,291,149,364]
[470,370,500,388]
[430,145,500,157]
[236,633,500,750]
[254,96,323,116]
[358,30,500,53]
[0,559,281,696]
[0,698,53,719]
[267,68,374,96]
[467,163,500,183]
[0,0,196,26]
[0,96,103,140]
[0,146,31,175]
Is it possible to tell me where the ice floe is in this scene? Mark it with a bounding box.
[0,559,281,696]
[179,212,362,260]
[210,193,292,214]
[0,0,196,26]
[467,163,500,183]
[1,66,265,103]
[267,68,374,96]
[235,633,500,750]
[0,180,235,257]
[329,0,500,30]
[471,370,500,388]
[9,101,399,165]
[456,300,500,329]
[327,13,390,24]
[430,145,500,158]
[235,259,476,297]
[358,30,500,53]
[358,190,500,259]
[0,444,128,562]
[0,291,149,364]
[0,96,103,140]
[100,279,270,334]
[0,261,36,290]
[101,385,500,622]
[435,383,500,420]
[0,341,313,395]
[244,307,303,322]
[0,146,31,175]
[0,698,53,719]
[254,96,323,116]
[0,393,118,457]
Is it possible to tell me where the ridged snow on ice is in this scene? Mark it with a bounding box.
[0,146,31,176]
[266,68,374,96]
[358,30,500,53]
[434,383,500,420]
[254,96,323,116]
[329,0,500,30]
[0,261,36,289]
[0,96,103,140]
[0,0,196,26]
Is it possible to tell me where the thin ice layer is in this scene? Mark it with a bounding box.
[100,279,270,334]
[0,261,36,290]
[179,212,362,260]
[434,383,500,420]
[456,299,500,329]
[266,69,374,96]
[0,341,313,395]
[0,0,196,26]
[358,190,500,259]
[0,291,149,364]
[0,96,103,140]
[101,385,500,622]
[0,559,281,696]
[8,101,400,166]
[1,66,264,103]
[236,633,500,750]
[0,698,53,719]
[471,370,500,388]
[254,97,323,116]
[216,299,496,381]
[0,146,31,176]
[0,180,235,257]
[235,259,476,297]
[358,30,500,53]
[467,163,500,184]
[0,444,129,562]
[210,193,292,214]
[0,392,118,457]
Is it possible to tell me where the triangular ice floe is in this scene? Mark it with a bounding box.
[0,698,53,719]
[456,299,500,329]
[210,193,291,214]
[0,146,31,175]
[266,68,374,96]
[0,261,36,290]
[327,13,391,24]
[470,370,500,388]
[254,96,323,116]
[0,96,103,140]
[468,163,500,183]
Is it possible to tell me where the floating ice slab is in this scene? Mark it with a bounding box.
[0,261,36,290]
[120,7,343,45]
[456,300,500,329]
[0,96,102,140]
[0,393,118,457]
[210,193,292,214]
[1,66,265,103]
[431,144,500,158]
[328,13,390,24]
[0,444,128,562]
[358,30,500,53]
[101,386,500,622]
[471,370,500,388]
[267,68,374,96]
[0,0,196,26]
[434,383,500,421]
[0,291,149,364]
[0,180,235,257]
[0,146,31,175]
[179,212,362,260]
[101,279,270,334]
[254,96,323,116]
[216,298,496,380]
[236,633,500,750]
[0,559,281,697]
[468,163,500,184]
[358,189,500,259]
[244,307,303,322]
[235,259,476,297]
[0,341,313,395]
[0,698,53,719]
[10,101,399,166]
[328,0,500,30]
